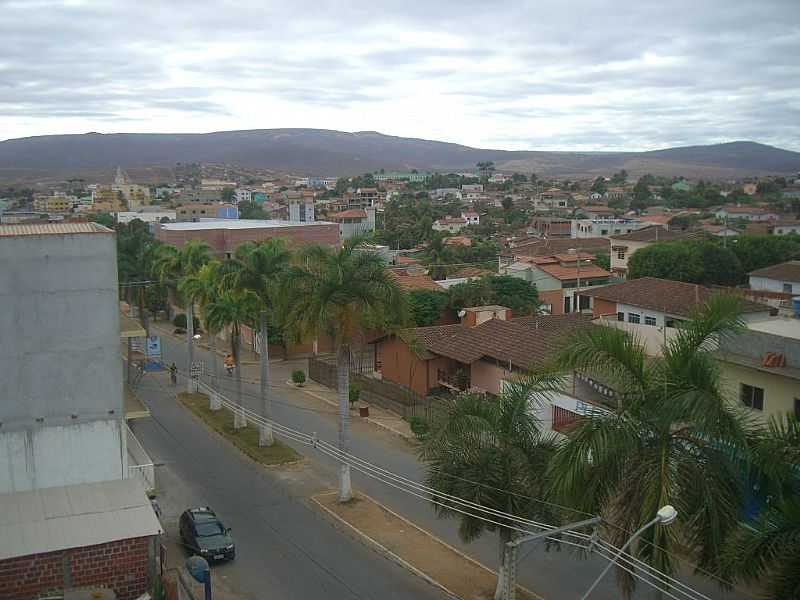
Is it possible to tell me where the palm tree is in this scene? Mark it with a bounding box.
[424,234,450,280]
[153,241,211,392]
[419,374,562,600]
[720,414,800,599]
[280,237,407,501]
[178,262,223,405]
[204,289,260,429]
[549,294,751,598]
[220,240,290,446]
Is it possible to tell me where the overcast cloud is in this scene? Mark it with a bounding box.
[1,0,799,150]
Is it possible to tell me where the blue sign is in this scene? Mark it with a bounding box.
[145,336,162,370]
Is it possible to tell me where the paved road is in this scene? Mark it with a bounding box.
[132,370,447,600]
[151,332,747,600]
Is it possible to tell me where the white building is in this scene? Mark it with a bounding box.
[116,210,177,224]
[329,207,376,239]
[0,223,127,493]
[571,218,645,238]
[749,261,800,295]
[433,216,468,233]
[773,221,800,236]
[462,184,484,193]
[288,197,315,222]
[234,188,253,204]
[462,211,480,226]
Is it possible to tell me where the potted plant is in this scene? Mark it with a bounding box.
[349,383,366,415]
[291,369,306,387]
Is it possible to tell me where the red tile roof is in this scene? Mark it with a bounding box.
[749,260,800,283]
[537,263,611,281]
[390,271,444,292]
[505,237,609,258]
[609,225,697,242]
[398,313,593,369]
[583,277,771,316]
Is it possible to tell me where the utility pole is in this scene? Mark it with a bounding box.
[502,517,601,600]
[186,299,195,394]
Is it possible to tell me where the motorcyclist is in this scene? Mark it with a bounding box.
[224,354,235,376]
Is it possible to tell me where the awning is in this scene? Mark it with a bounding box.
[120,312,146,339]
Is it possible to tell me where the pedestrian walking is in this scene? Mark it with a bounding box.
[169,362,177,386]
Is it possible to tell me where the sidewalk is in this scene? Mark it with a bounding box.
[149,320,261,365]
[297,379,415,440]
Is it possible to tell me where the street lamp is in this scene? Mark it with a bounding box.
[581,505,678,599]
[185,555,212,600]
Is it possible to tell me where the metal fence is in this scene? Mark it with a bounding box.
[127,424,156,493]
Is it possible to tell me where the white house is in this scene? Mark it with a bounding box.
[571,218,646,238]
[773,221,800,236]
[749,261,800,295]
[433,216,468,233]
[461,210,480,226]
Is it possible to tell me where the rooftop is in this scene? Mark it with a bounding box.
[398,313,593,369]
[0,222,112,237]
[749,260,800,283]
[583,277,772,317]
[746,316,800,340]
[0,478,162,561]
[609,225,697,243]
[329,209,367,220]
[505,237,610,258]
[158,219,334,230]
[537,263,611,281]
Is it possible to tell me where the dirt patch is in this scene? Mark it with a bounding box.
[178,392,302,466]
[314,491,540,600]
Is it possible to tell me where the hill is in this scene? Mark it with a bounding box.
[1,129,798,180]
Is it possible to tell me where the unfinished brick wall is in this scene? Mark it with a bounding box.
[0,535,154,600]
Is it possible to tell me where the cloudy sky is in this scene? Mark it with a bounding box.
[1,0,799,151]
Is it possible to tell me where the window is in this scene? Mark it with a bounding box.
[628,313,641,324]
[601,229,608,235]
[644,316,657,326]
[740,384,764,411]
[617,311,624,321]
[783,283,792,294]
[617,250,625,259]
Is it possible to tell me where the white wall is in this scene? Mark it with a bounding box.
[750,275,799,295]
[0,420,125,493]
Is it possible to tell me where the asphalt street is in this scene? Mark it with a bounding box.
[144,332,749,600]
[132,369,447,600]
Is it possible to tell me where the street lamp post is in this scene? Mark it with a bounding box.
[580,505,678,599]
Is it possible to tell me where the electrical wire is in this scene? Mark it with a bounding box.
[197,385,712,600]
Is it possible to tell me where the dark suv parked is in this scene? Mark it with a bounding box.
[179,507,235,561]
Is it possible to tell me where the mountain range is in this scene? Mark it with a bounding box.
[1,129,799,180]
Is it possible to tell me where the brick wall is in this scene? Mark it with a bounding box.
[0,535,154,600]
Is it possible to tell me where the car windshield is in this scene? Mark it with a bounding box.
[195,521,225,537]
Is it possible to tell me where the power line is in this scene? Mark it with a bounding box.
[175,379,712,600]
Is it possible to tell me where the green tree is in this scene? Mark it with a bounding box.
[221,187,235,202]
[551,296,751,598]
[88,212,115,228]
[486,275,539,315]
[238,200,267,219]
[501,196,513,211]
[721,414,800,600]
[280,238,408,501]
[419,374,562,600]
[204,288,260,428]
[152,241,211,392]
[627,240,743,286]
[727,235,800,274]
[408,290,450,326]
[594,253,611,271]
[178,261,223,391]
[220,240,290,445]
[424,234,451,280]
[591,177,607,195]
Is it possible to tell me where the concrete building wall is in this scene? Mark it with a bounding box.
[718,362,799,421]
[0,231,124,493]
[470,360,513,395]
[749,275,799,295]
[377,336,430,396]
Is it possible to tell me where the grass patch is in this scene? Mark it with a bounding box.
[178,392,302,466]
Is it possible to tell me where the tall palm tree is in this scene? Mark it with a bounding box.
[424,234,450,280]
[721,414,800,599]
[179,262,223,404]
[549,294,751,598]
[419,374,562,600]
[153,241,211,392]
[220,240,290,446]
[280,237,407,501]
[203,289,260,429]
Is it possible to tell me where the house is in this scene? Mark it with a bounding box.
[462,184,484,193]
[583,277,773,328]
[433,216,468,233]
[500,236,610,263]
[538,190,571,209]
[701,223,740,238]
[578,205,616,219]
[288,196,315,222]
[530,217,571,239]
[176,202,238,222]
[500,252,612,315]
[389,269,445,292]
[329,207,376,239]
[772,220,800,236]
[431,188,462,200]
[714,205,780,222]
[350,187,380,209]
[462,210,480,226]
[571,217,646,238]
[375,310,592,396]
[749,260,800,295]
[609,226,698,277]
[715,318,800,421]
[604,187,628,201]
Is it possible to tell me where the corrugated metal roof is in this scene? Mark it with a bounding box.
[0,222,113,236]
[0,478,162,560]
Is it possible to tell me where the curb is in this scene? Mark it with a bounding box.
[311,491,460,600]
[324,489,544,600]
